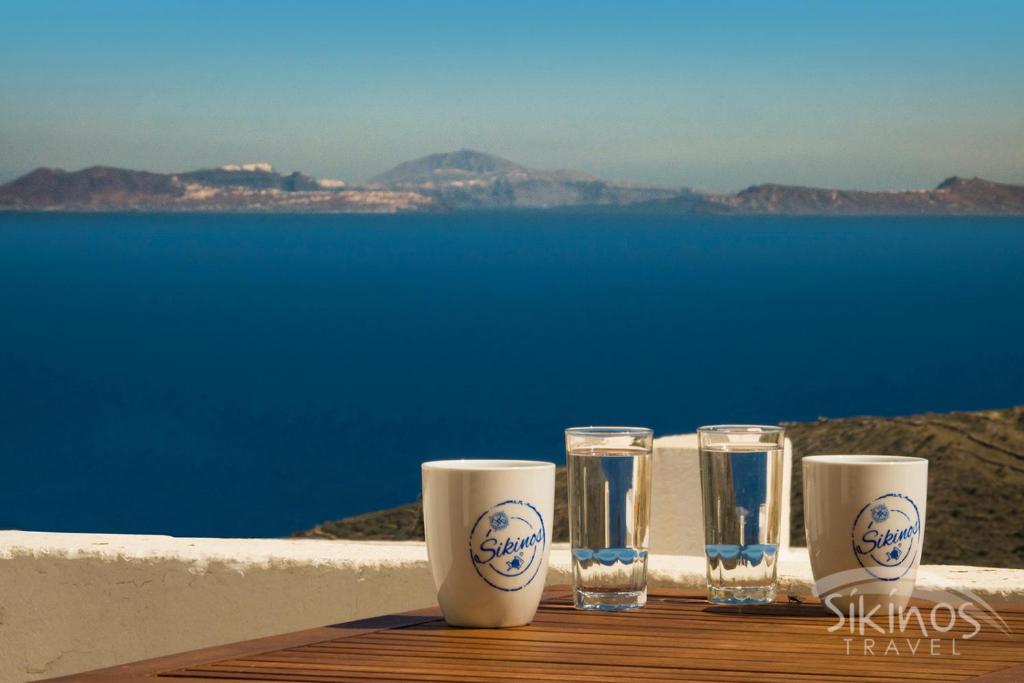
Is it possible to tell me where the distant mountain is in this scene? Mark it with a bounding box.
[370,149,532,185]
[368,149,682,209]
[0,163,434,213]
[2,152,1022,215]
[687,176,1024,215]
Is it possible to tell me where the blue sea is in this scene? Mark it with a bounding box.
[1,212,1022,537]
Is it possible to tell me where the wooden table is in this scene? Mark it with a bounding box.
[49,588,1024,682]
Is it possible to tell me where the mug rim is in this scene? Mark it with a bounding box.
[802,454,927,465]
[422,459,556,471]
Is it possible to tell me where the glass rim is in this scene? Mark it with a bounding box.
[697,424,784,435]
[565,426,653,437]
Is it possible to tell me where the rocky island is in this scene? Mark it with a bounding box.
[3,150,1023,215]
[0,163,435,213]
[295,406,1024,569]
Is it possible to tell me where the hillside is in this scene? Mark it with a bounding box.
[785,407,1024,568]
[295,406,1024,569]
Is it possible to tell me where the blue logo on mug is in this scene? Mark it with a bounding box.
[468,499,546,592]
[851,492,922,581]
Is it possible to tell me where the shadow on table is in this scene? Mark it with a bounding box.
[650,593,832,618]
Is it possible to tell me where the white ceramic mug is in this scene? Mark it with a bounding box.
[422,459,555,627]
[803,455,928,615]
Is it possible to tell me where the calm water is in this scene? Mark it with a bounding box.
[1,212,1023,537]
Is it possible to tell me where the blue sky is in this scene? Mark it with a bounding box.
[1,1,1022,190]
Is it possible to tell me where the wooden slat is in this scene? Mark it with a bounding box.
[45,588,1024,682]
[965,664,1024,682]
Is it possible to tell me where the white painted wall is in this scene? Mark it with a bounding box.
[0,535,438,682]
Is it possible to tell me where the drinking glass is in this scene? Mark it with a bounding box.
[697,425,784,605]
[566,426,653,610]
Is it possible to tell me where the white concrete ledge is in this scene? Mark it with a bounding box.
[2,531,1022,681]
